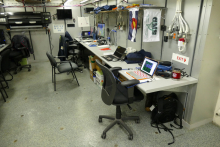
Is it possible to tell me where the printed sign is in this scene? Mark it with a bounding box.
[172,53,189,65]
[53,24,64,33]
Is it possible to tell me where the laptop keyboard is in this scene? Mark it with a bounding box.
[127,71,150,79]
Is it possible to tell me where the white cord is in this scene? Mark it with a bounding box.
[168,0,189,34]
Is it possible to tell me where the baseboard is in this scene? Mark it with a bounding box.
[182,118,213,130]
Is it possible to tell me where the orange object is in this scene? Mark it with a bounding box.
[173,33,176,39]
[100,48,111,51]
[112,7,117,10]
[126,6,139,8]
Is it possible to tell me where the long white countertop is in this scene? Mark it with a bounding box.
[75,37,198,93]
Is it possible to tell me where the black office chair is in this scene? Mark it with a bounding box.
[65,31,83,72]
[9,35,32,74]
[0,48,13,88]
[0,56,8,102]
[96,59,144,140]
[9,48,31,74]
[46,52,80,91]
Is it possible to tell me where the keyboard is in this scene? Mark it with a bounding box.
[127,70,151,80]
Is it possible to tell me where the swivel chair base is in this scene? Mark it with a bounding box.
[14,64,31,74]
[98,106,140,140]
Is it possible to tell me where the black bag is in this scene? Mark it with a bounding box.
[151,93,183,145]
[125,49,151,64]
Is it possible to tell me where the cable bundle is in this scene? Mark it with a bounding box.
[168,0,190,53]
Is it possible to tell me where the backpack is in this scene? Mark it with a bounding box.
[151,93,183,145]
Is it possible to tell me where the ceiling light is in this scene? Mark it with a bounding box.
[80,0,90,4]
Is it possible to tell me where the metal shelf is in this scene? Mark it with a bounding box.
[90,7,166,14]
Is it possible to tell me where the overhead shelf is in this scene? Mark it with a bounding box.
[89,7,166,14]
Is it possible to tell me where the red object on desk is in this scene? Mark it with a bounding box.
[100,48,111,51]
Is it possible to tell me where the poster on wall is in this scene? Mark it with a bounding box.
[53,24,65,33]
[78,17,90,27]
[143,9,161,42]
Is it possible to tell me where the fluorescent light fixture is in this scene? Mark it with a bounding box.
[80,0,90,4]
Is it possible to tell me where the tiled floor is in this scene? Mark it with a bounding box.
[0,62,220,147]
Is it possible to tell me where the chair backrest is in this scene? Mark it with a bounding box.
[1,48,11,72]
[0,55,2,72]
[96,59,116,105]
[65,31,73,42]
[46,52,57,67]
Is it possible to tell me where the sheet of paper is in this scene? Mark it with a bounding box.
[139,79,152,82]
[154,77,160,81]
[103,52,114,55]
[53,24,64,33]
[78,17,90,27]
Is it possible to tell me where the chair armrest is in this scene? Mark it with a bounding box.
[17,47,26,50]
[120,79,140,104]
[121,79,140,87]
[110,67,122,72]
[54,56,66,58]
[110,67,122,79]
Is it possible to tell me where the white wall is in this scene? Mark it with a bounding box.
[213,90,220,126]
[190,0,220,126]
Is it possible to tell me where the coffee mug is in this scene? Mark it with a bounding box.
[172,68,182,79]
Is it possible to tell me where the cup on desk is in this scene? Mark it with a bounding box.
[172,68,182,80]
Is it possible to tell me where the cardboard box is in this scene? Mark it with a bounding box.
[90,70,94,81]
[89,55,103,73]
[119,74,127,82]
[88,56,96,71]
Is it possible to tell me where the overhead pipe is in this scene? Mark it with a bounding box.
[0,5,82,8]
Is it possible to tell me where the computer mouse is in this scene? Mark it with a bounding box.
[112,58,118,62]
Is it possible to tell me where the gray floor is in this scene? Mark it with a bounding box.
[0,62,220,147]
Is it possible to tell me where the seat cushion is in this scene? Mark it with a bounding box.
[57,62,78,73]
[113,84,144,105]
[9,50,22,57]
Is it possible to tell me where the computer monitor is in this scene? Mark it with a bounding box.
[97,23,105,38]
[57,9,72,19]
[141,57,159,77]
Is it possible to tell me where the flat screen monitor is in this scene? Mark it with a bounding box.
[57,9,72,19]
[141,57,159,77]
[97,23,105,37]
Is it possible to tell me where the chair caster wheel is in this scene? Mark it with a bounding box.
[128,134,133,140]
[135,119,140,124]
[98,118,102,123]
[28,69,31,72]
[101,133,106,139]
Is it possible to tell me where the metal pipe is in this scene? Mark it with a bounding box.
[29,30,35,60]
[160,0,167,61]
[189,0,204,76]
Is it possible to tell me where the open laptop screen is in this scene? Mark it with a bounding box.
[141,57,158,77]
[114,46,126,58]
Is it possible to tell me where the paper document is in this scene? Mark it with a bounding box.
[103,52,114,55]
[78,17,90,27]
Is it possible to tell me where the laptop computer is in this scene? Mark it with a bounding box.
[126,57,159,80]
[102,46,126,61]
